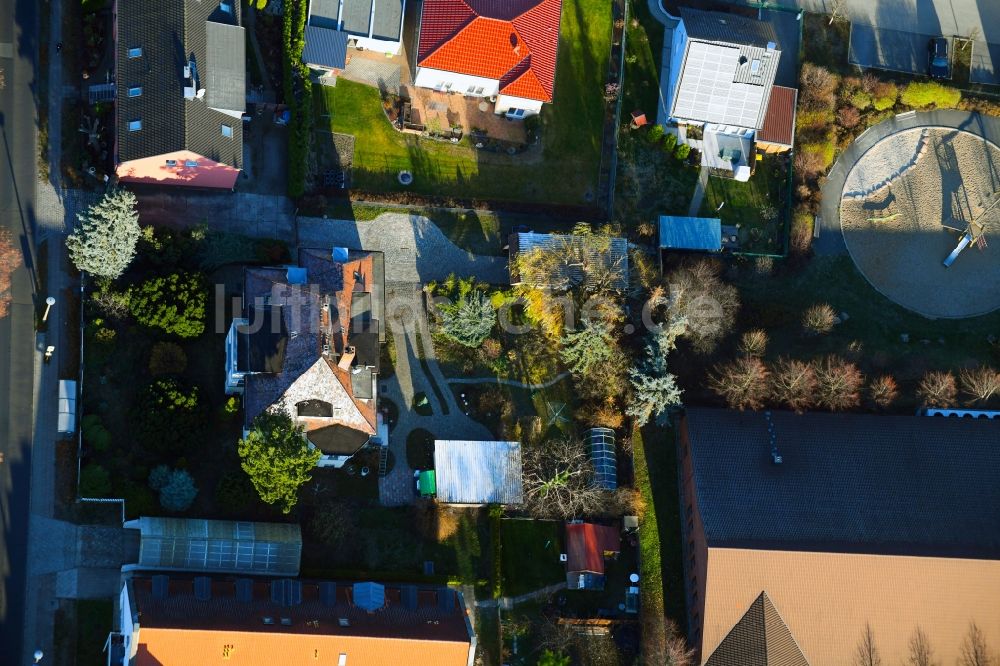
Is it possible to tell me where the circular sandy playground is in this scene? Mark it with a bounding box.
[839,127,1000,318]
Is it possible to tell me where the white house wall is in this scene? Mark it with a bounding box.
[413,66,500,97]
[352,35,403,55]
[495,94,544,117]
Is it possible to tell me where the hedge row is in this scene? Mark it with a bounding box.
[283,0,314,198]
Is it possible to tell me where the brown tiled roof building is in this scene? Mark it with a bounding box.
[116,575,476,666]
[679,408,1000,665]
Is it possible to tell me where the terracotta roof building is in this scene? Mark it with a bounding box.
[413,0,563,118]
[679,408,1000,665]
[565,522,620,590]
[114,0,245,188]
[112,575,476,666]
[225,247,386,468]
[756,85,797,151]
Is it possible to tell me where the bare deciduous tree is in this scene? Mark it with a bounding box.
[917,370,958,408]
[771,358,818,413]
[959,622,994,666]
[522,437,614,519]
[959,366,1000,406]
[665,258,740,355]
[800,63,838,110]
[738,329,769,358]
[710,356,769,411]
[802,302,837,335]
[906,626,939,666]
[643,616,695,666]
[853,623,883,666]
[868,375,899,410]
[815,355,863,410]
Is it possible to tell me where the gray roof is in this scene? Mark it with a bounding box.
[682,409,1000,559]
[303,25,349,69]
[679,7,778,48]
[434,440,524,505]
[126,517,302,576]
[371,0,404,41]
[115,0,244,166]
[205,21,247,114]
[510,232,630,291]
[704,592,808,666]
[671,8,780,129]
[308,0,403,42]
[342,0,375,35]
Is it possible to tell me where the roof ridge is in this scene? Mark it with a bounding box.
[417,8,479,65]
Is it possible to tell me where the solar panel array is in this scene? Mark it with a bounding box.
[588,428,618,490]
[136,517,302,576]
[672,42,766,128]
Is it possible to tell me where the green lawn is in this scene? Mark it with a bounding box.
[317,0,611,204]
[699,154,789,255]
[621,0,664,116]
[500,519,565,596]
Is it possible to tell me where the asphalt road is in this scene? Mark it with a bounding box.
[0,0,39,660]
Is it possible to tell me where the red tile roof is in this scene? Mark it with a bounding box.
[417,0,563,102]
[757,85,797,147]
[566,523,620,574]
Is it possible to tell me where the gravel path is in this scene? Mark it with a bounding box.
[840,128,1000,318]
[298,213,509,284]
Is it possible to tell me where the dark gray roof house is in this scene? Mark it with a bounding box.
[224,248,386,468]
[114,0,245,188]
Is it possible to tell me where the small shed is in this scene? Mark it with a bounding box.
[417,470,437,498]
[57,379,78,435]
[566,522,621,590]
[659,216,723,252]
[434,440,523,505]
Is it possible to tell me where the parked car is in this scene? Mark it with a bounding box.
[928,38,950,79]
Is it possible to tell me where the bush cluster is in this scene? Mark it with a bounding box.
[129,271,207,338]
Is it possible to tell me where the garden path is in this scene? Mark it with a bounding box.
[447,372,570,390]
[298,212,509,284]
[378,283,495,506]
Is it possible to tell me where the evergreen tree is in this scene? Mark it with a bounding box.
[67,188,141,278]
[237,410,321,514]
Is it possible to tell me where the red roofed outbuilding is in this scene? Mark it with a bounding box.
[413,0,563,118]
[565,522,621,591]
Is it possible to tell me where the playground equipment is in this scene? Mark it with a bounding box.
[943,192,1000,267]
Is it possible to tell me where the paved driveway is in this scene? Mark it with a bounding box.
[849,25,943,76]
[298,212,509,284]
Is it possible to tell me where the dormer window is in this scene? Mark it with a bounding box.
[128,86,142,97]
[221,123,233,138]
[128,119,142,131]
[128,47,142,58]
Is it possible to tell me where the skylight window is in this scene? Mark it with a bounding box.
[165,159,177,167]
[221,1,233,13]
[184,159,199,168]
[128,86,142,97]
[221,123,233,138]
[128,119,142,131]
[128,47,142,58]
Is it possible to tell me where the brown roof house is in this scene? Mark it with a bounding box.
[225,247,386,468]
[678,408,1000,665]
[658,8,797,180]
[110,574,477,666]
[565,522,620,590]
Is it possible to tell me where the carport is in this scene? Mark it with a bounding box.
[849,24,947,77]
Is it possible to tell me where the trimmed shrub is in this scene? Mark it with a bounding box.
[662,131,678,152]
[81,414,112,452]
[148,464,173,491]
[849,90,872,110]
[79,463,112,497]
[134,378,205,455]
[837,106,861,129]
[129,271,208,338]
[796,108,835,130]
[148,341,188,376]
[900,81,961,109]
[159,469,198,512]
[674,143,691,160]
[215,470,257,513]
[647,124,664,143]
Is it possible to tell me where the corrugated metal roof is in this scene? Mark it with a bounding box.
[128,517,302,576]
[303,25,350,70]
[658,216,722,251]
[434,440,523,504]
[757,85,797,147]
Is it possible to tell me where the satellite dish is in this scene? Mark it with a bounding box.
[196,88,205,99]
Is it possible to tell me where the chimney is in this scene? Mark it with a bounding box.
[338,346,356,370]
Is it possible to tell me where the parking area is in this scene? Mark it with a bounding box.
[970,41,1000,85]
[849,24,947,77]
[759,8,801,89]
